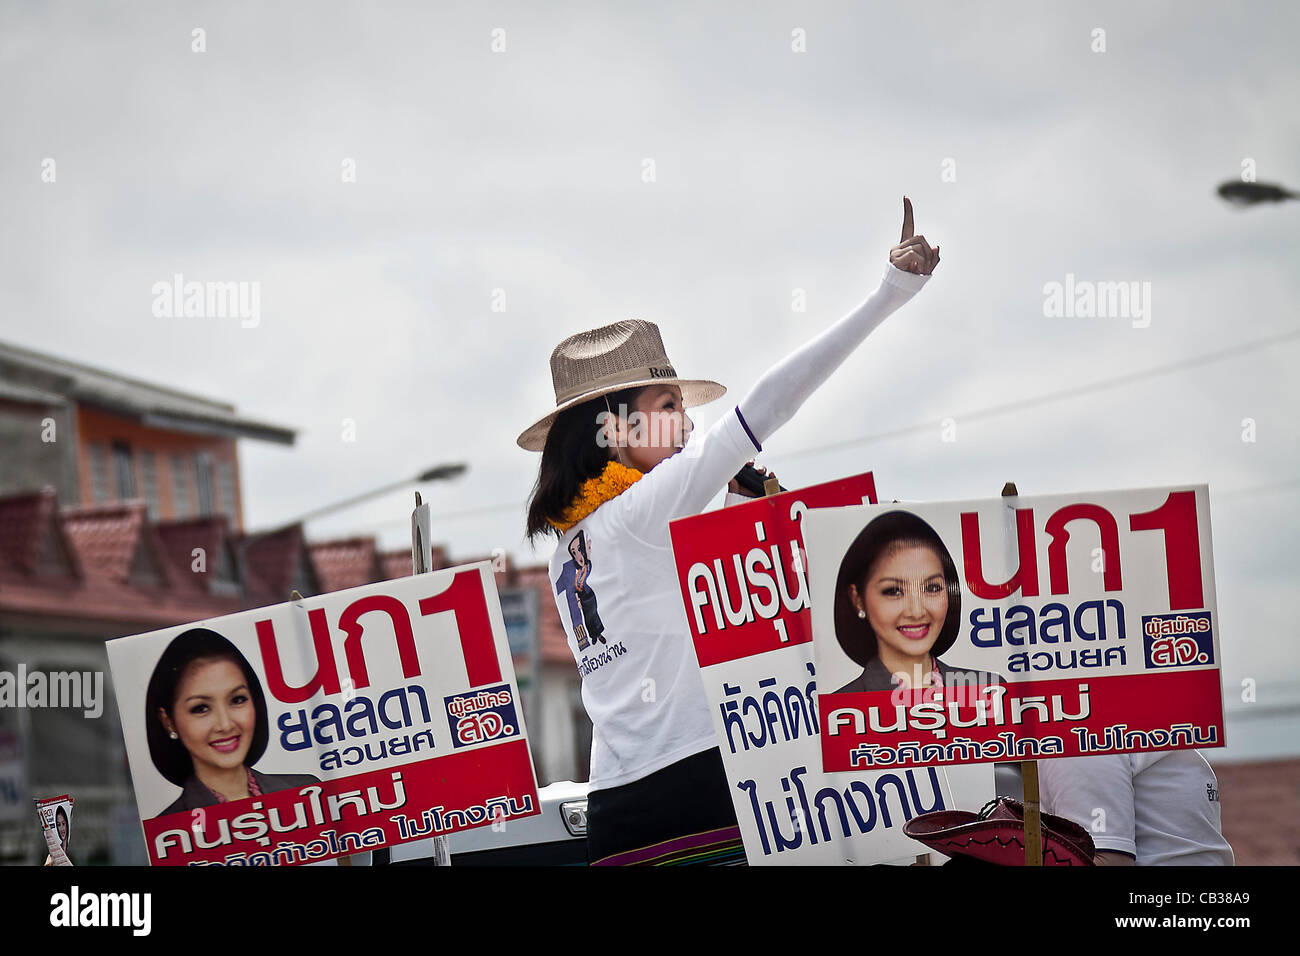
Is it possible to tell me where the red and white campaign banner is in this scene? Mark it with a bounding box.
[106,562,539,866]
[669,473,995,865]
[803,485,1225,773]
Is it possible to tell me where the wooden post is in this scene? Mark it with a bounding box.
[1002,481,1042,867]
[1022,759,1042,867]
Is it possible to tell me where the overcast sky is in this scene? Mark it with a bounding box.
[2,1,1297,726]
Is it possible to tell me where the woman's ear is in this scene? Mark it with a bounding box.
[600,409,622,448]
[847,583,862,613]
[158,707,175,736]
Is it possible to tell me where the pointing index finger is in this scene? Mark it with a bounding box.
[901,196,914,241]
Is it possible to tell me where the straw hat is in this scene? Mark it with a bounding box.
[516,319,726,451]
[903,797,1096,866]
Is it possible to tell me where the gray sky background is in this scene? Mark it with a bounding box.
[2,1,1297,732]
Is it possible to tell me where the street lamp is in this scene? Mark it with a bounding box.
[1217,181,1297,206]
[270,462,469,529]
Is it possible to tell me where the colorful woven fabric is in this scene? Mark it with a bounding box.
[590,825,746,866]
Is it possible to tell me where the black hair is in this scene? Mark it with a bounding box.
[525,386,646,544]
[569,530,590,564]
[145,627,269,786]
[833,511,962,668]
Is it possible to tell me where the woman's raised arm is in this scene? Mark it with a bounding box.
[737,197,939,446]
[609,198,940,544]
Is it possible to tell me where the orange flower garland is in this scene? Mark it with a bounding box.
[547,460,643,532]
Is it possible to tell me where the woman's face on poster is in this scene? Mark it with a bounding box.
[55,810,68,845]
[161,657,256,776]
[850,544,949,662]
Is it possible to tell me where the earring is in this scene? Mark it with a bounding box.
[857,609,866,619]
[169,731,179,740]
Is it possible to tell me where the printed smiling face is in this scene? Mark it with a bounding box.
[568,535,586,569]
[55,808,68,846]
[850,544,950,668]
[160,657,256,777]
[605,385,693,472]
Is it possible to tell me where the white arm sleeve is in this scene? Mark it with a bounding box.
[737,262,930,444]
[1040,754,1137,859]
[609,262,931,547]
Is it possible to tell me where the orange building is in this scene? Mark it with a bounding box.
[1,337,294,527]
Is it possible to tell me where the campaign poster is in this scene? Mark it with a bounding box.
[35,794,74,866]
[804,485,1225,773]
[106,562,540,866]
[669,473,995,864]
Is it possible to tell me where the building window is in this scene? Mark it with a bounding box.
[215,460,236,520]
[138,451,160,520]
[195,451,214,517]
[111,441,135,500]
[171,454,191,519]
[211,542,242,597]
[88,444,111,503]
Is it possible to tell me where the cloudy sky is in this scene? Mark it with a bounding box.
[2,1,1297,745]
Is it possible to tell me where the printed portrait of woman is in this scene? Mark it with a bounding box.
[832,510,1001,695]
[568,530,606,645]
[145,627,319,818]
[54,804,69,850]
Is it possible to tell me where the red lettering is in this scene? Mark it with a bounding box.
[338,594,420,690]
[419,569,502,688]
[1045,503,1122,595]
[256,608,341,703]
[961,509,1040,599]
[1129,491,1205,610]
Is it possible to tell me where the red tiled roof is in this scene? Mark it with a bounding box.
[0,487,80,579]
[154,515,234,597]
[234,524,317,606]
[61,499,172,588]
[0,495,243,631]
[309,536,382,593]
[0,488,576,666]
[379,549,413,581]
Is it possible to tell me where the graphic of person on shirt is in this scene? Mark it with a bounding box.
[558,530,605,649]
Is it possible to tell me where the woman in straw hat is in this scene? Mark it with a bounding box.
[520,198,939,865]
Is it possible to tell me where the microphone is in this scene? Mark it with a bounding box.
[732,463,786,496]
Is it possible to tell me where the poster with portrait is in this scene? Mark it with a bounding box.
[107,562,540,866]
[804,485,1225,773]
[669,472,995,865]
[35,794,74,866]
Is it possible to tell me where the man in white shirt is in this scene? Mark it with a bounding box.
[1039,750,1234,866]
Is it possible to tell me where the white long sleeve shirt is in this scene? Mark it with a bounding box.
[547,263,931,790]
